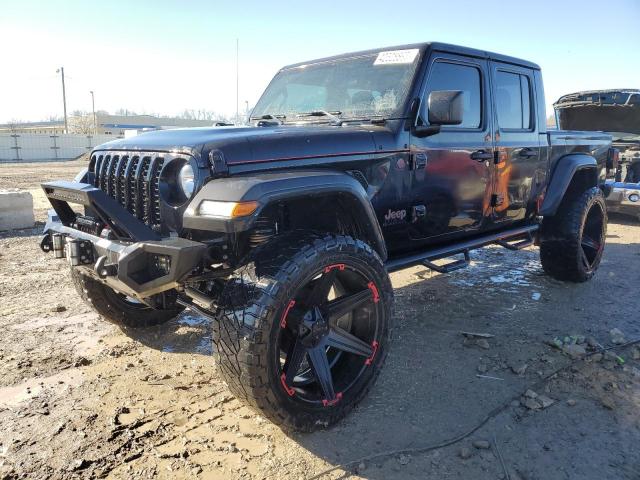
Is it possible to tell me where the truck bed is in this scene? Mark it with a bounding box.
[547,129,612,181]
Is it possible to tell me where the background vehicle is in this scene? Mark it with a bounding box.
[40,43,613,431]
[555,89,640,220]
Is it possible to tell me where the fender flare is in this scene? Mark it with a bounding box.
[183,170,387,260]
[540,154,598,217]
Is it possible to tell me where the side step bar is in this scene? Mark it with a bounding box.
[495,231,535,251]
[423,250,470,274]
[385,224,539,273]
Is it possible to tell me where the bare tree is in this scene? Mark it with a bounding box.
[115,108,137,116]
[7,119,21,134]
[70,113,95,135]
[179,109,231,123]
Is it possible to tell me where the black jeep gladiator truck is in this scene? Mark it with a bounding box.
[41,42,614,431]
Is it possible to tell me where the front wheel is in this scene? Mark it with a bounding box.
[213,233,393,431]
[70,269,183,328]
[540,187,607,282]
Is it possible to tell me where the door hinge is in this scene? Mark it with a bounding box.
[490,193,504,207]
[494,150,500,164]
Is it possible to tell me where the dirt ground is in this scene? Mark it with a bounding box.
[1,160,640,480]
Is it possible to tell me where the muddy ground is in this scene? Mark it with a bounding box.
[1,160,639,479]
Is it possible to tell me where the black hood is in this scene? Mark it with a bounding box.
[95,124,379,165]
[555,89,640,139]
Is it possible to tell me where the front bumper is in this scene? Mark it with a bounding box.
[41,181,206,300]
[605,181,640,218]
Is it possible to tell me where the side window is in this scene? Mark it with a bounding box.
[423,62,482,129]
[495,71,532,129]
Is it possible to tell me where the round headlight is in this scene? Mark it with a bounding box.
[629,193,639,203]
[178,164,195,197]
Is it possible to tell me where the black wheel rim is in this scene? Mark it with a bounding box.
[580,201,605,270]
[276,263,381,407]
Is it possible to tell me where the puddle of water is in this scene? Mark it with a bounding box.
[0,369,84,408]
[178,314,209,328]
[450,248,542,293]
[160,313,212,355]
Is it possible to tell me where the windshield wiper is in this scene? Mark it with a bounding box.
[295,110,342,125]
[338,115,388,126]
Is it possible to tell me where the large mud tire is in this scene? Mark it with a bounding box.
[213,233,393,431]
[540,187,607,282]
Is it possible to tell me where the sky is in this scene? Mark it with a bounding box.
[1,0,638,124]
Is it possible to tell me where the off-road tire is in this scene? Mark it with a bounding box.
[213,233,393,431]
[540,187,607,282]
[70,269,182,328]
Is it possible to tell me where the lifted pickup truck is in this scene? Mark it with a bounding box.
[41,42,615,431]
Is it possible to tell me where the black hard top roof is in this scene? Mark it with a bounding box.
[284,42,540,70]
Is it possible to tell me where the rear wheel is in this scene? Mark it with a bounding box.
[70,269,182,328]
[213,233,393,431]
[540,187,607,282]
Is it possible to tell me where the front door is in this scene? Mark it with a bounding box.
[408,54,494,241]
[489,62,542,222]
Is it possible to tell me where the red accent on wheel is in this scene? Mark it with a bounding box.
[365,341,379,366]
[324,263,346,273]
[322,392,343,407]
[280,373,296,397]
[367,281,380,303]
[279,300,296,328]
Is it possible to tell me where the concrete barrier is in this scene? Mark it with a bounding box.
[0,190,35,231]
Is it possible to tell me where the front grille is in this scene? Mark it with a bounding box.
[90,152,166,230]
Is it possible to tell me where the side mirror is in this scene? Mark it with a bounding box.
[428,90,464,125]
[410,90,464,138]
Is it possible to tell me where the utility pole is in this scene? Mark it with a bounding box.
[90,90,97,135]
[56,67,68,133]
[235,38,240,124]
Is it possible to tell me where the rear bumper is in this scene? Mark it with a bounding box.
[41,181,206,299]
[605,181,640,217]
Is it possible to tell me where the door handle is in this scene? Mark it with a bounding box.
[470,150,493,162]
[519,148,537,158]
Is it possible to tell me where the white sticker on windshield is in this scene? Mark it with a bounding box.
[374,49,419,65]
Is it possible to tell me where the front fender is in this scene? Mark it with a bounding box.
[540,154,597,216]
[183,170,387,260]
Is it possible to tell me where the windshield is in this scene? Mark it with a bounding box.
[251,49,421,122]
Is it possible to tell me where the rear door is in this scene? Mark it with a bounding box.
[489,62,543,223]
[408,54,494,241]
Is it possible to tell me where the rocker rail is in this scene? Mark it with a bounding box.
[384,224,539,273]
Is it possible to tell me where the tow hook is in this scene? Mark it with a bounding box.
[95,255,118,278]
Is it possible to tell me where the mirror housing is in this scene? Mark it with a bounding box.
[410,90,464,138]
[428,90,464,126]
